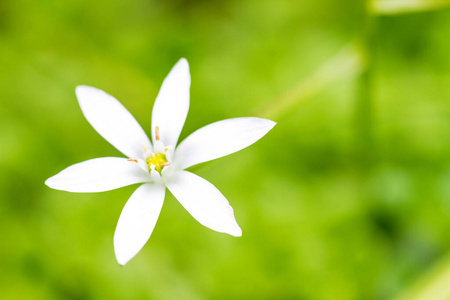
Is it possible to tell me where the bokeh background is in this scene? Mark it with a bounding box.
[2,0,450,299]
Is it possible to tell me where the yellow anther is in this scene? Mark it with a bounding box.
[128,158,138,163]
[155,126,160,141]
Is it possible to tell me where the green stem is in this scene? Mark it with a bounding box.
[252,44,364,121]
[393,255,450,300]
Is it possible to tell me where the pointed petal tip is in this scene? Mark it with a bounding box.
[265,119,277,129]
[114,235,141,266]
[114,251,130,266]
[253,117,277,135]
[230,226,242,237]
[44,176,65,192]
[75,85,97,101]
[114,239,132,266]
[116,257,129,266]
[75,85,92,94]
[45,176,61,190]
[75,85,106,99]
[177,57,189,67]
[172,58,190,78]
[44,177,71,192]
[255,117,276,127]
[44,177,53,188]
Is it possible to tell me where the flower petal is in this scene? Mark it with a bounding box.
[114,183,165,265]
[45,157,150,192]
[166,171,242,237]
[76,85,152,159]
[151,58,190,147]
[174,117,276,170]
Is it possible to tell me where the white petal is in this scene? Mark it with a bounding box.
[166,171,241,236]
[151,58,190,147]
[76,86,152,159]
[45,157,150,192]
[114,183,165,265]
[174,117,276,170]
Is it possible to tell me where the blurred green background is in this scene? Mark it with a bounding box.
[2,0,450,299]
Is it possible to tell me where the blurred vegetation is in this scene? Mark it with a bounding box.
[2,0,450,299]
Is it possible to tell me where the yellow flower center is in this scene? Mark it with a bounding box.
[146,152,168,174]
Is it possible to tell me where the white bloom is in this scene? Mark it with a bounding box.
[45,58,276,265]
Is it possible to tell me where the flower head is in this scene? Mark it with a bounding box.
[45,58,276,265]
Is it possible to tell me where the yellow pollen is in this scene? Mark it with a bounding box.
[146,152,168,174]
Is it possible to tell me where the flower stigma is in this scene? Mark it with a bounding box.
[146,152,169,173]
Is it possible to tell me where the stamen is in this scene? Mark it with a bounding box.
[160,162,171,167]
[155,126,160,141]
[127,158,138,163]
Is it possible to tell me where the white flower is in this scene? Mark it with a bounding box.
[45,58,276,265]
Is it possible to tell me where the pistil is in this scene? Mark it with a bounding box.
[147,152,168,173]
[145,126,172,174]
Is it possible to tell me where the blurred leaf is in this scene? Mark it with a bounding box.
[371,0,450,15]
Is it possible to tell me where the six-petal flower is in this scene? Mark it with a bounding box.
[45,58,276,265]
